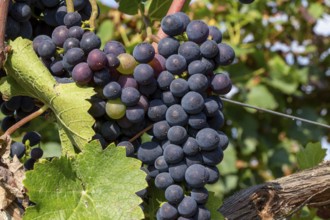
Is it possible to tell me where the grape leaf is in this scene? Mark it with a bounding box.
[1,38,96,152]
[207,191,224,220]
[23,141,147,220]
[143,182,166,220]
[118,0,140,15]
[148,0,172,20]
[297,142,326,170]
[246,85,278,111]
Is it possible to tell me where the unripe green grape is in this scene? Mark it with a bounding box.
[116,53,137,75]
[105,98,126,119]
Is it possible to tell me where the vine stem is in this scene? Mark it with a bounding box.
[221,97,330,129]
[4,105,49,136]
[66,0,74,13]
[88,0,99,31]
[129,124,153,143]
[0,0,10,68]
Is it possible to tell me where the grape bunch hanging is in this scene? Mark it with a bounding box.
[1,1,238,219]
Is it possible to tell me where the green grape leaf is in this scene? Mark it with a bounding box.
[2,38,96,152]
[297,142,326,170]
[24,141,147,220]
[118,0,140,15]
[246,85,278,111]
[207,191,224,220]
[143,182,166,220]
[97,20,114,50]
[148,0,172,20]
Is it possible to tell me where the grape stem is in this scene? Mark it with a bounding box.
[88,0,99,31]
[66,0,74,13]
[129,124,154,143]
[221,97,330,129]
[4,105,49,136]
[0,0,10,69]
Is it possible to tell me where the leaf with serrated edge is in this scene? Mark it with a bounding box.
[2,38,96,152]
[23,141,147,220]
[297,142,326,170]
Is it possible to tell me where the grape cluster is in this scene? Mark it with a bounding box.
[10,131,43,170]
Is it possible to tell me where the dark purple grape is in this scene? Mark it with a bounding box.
[33,35,51,53]
[19,21,33,39]
[152,120,170,140]
[103,81,122,99]
[183,137,199,156]
[196,128,219,151]
[161,14,184,36]
[10,142,26,159]
[185,164,209,188]
[169,161,187,182]
[191,187,209,204]
[125,105,145,123]
[187,60,207,76]
[52,25,69,47]
[165,104,188,126]
[103,41,125,56]
[203,98,219,117]
[157,71,174,90]
[155,172,174,190]
[133,42,155,63]
[5,96,22,111]
[72,62,93,85]
[117,141,135,157]
[80,32,101,53]
[165,54,187,75]
[188,113,208,130]
[68,26,84,40]
[55,6,67,26]
[64,12,82,28]
[117,76,138,89]
[88,97,105,118]
[161,91,179,107]
[217,131,229,151]
[63,48,85,67]
[154,156,168,172]
[22,131,42,146]
[169,78,189,98]
[5,17,20,40]
[20,97,35,113]
[167,126,187,145]
[1,116,16,131]
[137,141,163,165]
[207,110,225,130]
[174,12,190,30]
[201,146,224,166]
[117,116,133,129]
[63,38,80,52]
[178,196,198,217]
[74,0,87,10]
[50,60,66,77]
[200,40,219,58]
[30,148,43,160]
[188,74,209,93]
[208,26,222,43]
[214,43,235,66]
[9,3,31,22]
[106,54,120,68]
[44,7,59,27]
[178,41,201,64]
[165,184,184,205]
[100,121,121,141]
[87,49,107,71]
[133,64,155,85]
[205,166,220,184]
[163,144,184,164]
[181,91,204,114]
[157,37,180,58]
[147,99,167,122]
[201,57,215,74]
[210,73,232,94]
[37,40,56,59]
[186,20,209,44]
[138,78,158,97]
[93,68,111,87]
[121,87,140,107]
[24,158,36,170]
[158,202,178,220]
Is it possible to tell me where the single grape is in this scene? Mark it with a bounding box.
[64,12,82,28]
[208,26,222,43]
[188,112,208,130]
[161,91,179,106]
[63,38,80,52]
[68,26,84,40]
[205,166,220,184]
[201,146,224,166]
[152,120,170,140]
[44,7,59,27]
[116,53,136,75]
[52,25,69,47]
[32,35,51,53]
[10,142,26,159]
[186,20,209,44]
[5,96,22,111]
[72,62,93,85]
[210,73,232,95]
[121,87,140,107]
[163,144,184,164]
[147,99,167,122]
[117,141,135,157]
[214,43,235,66]
[30,148,44,160]
[9,2,31,22]
[168,161,187,182]
[1,103,14,116]
[200,40,219,58]
[5,17,20,40]
[157,71,174,90]
[103,81,122,99]
[24,158,36,170]
[165,184,184,205]
[63,47,85,67]
[178,196,198,217]
[195,206,211,220]
[165,54,187,75]
[88,97,105,118]
[73,0,88,10]
[181,91,204,114]
[117,75,138,88]
[146,165,159,179]
[137,141,163,165]
[105,98,126,120]
[103,40,126,56]
[182,137,199,156]
[174,12,190,30]
[155,172,174,190]
[80,32,101,53]
[125,104,145,123]
[161,14,184,36]
[185,153,203,167]
[87,49,108,71]
[55,6,67,26]
[100,121,121,141]
[167,126,188,145]
[187,60,207,76]
[154,156,169,172]
[93,68,111,87]
[158,202,178,220]
[203,98,219,117]
[37,40,56,59]
[22,131,42,146]
[178,41,201,64]
[1,116,16,131]
[148,54,166,75]
[20,21,33,39]
[184,164,209,188]
[133,42,155,63]
[196,128,219,151]
[158,37,180,58]
[169,78,189,97]
[187,73,209,93]
[191,187,209,204]
[116,116,133,129]
[207,110,225,130]
[139,78,158,96]
[165,104,188,126]
[201,57,215,74]
[20,97,35,113]
[106,53,120,68]
[217,131,229,151]
[133,64,155,85]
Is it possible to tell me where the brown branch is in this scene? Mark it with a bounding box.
[219,162,330,220]
[0,0,10,69]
